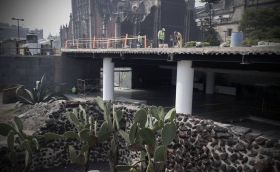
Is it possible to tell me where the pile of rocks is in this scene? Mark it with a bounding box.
[1,101,280,172]
[166,113,280,172]
[0,100,140,171]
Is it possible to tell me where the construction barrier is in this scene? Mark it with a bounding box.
[63,34,148,49]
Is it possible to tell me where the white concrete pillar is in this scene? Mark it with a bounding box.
[103,58,114,101]
[205,71,215,94]
[175,61,194,115]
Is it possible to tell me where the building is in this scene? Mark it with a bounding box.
[0,22,30,40]
[195,0,280,43]
[60,0,199,48]
[30,29,43,40]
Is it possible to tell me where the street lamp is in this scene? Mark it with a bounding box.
[223,30,227,42]
[12,18,24,41]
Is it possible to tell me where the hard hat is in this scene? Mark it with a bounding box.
[162,28,165,31]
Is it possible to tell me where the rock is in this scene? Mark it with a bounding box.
[255,137,267,145]
[235,142,245,152]
[213,126,228,132]
[243,165,252,172]
[220,153,228,160]
[213,152,220,160]
[227,138,238,146]
[220,140,226,147]
[178,131,187,138]
[237,166,242,172]
[216,132,232,139]
[265,139,278,148]
[248,150,258,157]
[263,148,280,159]
[249,159,255,166]
[231,126,252,135]
[275,160,280,170]
[228,166,236,172]
[245,133,262,143]
[230,154,239,162]
[255,160,271,172]
[179,126,188,131]
[220,164,226,171]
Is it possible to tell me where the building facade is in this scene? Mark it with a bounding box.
[0,23,29,41]
[195,0,280,43]
[60,0,198,48]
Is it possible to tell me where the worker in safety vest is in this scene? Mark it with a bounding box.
[158,28,165,44]
[72,86,76,94]
[174,31,183,48]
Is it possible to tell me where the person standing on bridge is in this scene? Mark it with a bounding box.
[174,31,182,48]
[158,28,165,45]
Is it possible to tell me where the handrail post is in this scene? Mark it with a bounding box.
[124,34,128,48]
[76,39,78,48]
[65,40,68,49]
[93,36,96,48]
[144,35,147,48]
[107,38,110,49]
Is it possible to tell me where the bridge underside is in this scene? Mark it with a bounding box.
[61,47,280,114]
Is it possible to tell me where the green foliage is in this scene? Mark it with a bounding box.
[239,7,280,42]
[243,37,280,45]
[203,27,220,46]
[117,107,177,172]
[0,116,43,172]
[185,41,210,47]
[16,74,68,105]
[96,96,124,172]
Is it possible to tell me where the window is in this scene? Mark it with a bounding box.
[227,28,232,36]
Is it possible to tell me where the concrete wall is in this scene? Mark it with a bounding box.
[0,55,55,89]
[0,54,103,93]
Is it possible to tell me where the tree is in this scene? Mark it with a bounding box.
[199,0,221,45]
[239,7,280,44]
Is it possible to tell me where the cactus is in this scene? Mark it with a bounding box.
[62,103,114,172]
[0,116,43,172]
[117,106,177,172]
[96,96,124,172]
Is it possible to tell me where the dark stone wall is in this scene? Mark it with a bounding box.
[0,55,55,89]
[0,54,103,92]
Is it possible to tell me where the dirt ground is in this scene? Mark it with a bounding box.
[0,93,54,144]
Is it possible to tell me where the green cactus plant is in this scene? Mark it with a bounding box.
[0,116,43,172]
[96,96,124,172]
[116,106,177,172]
[62,103,113,172]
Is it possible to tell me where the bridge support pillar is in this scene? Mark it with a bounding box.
[206,71,215,94]
[103,58,114,101]
[175,60,194,115]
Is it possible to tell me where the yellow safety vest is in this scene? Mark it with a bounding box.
[159,31,164,40]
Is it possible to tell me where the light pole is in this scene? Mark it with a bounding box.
[223,30,227,42]
[12,18,24,41]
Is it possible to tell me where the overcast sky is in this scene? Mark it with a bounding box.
[0,0,205,39]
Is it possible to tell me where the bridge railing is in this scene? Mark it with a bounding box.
[63,34,147,49]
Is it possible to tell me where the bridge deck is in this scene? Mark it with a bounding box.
[61,46,280,55]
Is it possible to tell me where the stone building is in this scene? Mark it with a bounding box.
[60,0,199,48]
[0,22,29,40]
[195,0,280,43]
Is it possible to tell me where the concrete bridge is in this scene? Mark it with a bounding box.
[61,46,280,115]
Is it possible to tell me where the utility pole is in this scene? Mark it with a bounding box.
[12,18,24,41]
[223,30,227,42]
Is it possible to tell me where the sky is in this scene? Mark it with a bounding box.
[0,0,205,39]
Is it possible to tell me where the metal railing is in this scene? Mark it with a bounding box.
[63,34,148,49]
